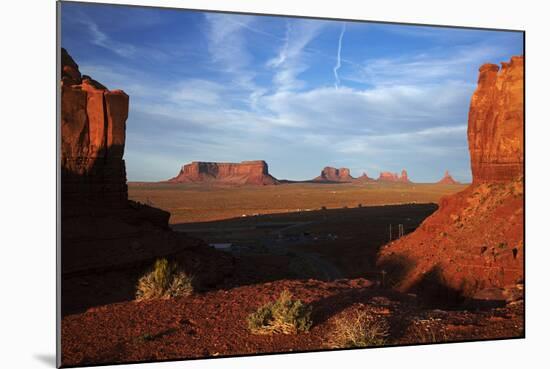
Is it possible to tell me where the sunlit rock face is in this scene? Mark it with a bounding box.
[378,56,524,298]
[169,160,280,185]
[468,56,524,184]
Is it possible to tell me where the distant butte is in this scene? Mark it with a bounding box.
[437,170,460,184]
[355,172,375,182]
[168,160,279,185]
[313,167,354,182]
[377,169,411,183]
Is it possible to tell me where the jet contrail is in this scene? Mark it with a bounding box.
[333,23,346,89]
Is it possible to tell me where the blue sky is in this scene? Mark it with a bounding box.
[60,2,523,182]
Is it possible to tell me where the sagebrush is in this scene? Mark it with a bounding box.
[136,258,194,300]
[327,309,389,348]
[248,289,312,335]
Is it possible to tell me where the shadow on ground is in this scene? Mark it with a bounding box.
[62,203,438,316]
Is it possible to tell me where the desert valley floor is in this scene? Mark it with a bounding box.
[129,182,466,281]
[61,182,524,366]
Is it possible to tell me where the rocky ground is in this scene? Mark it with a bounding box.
[61,278,523,367]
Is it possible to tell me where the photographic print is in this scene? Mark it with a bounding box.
[58,1,524,366]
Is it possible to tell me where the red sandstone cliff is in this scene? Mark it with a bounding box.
[61,49,232,309]
[61,49,129,209]
[168,160,279,185]
[468,56,524,183]
[313,167,354,182]
[377,169,411,183]
[377,56,524,299]
[437,170,460,185]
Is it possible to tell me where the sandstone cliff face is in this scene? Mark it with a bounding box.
[61,49,233,307]
[169,160,279,185]
[313,166,354,182]
[468,56,524,183]
[61,48,129,209]
[377,170,411,183]
[437,170,460,185]
[377,56,524,300]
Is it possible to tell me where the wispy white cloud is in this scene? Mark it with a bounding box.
[80,18,137,58]
[203,13,269,109]
[333,23,346,89]
[267,20,325,91]
[343,44,511,87]
[169,79,225,106]
[204,13,253,72]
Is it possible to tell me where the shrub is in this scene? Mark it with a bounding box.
[327,309,389,348]
[136,258,194,300]
[247,290,312,335]
[408,318,447,343]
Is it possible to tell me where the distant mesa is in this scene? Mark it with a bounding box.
[377,169,411,183]
[168,160,279,185]
[313,167,354,183]
[437,170,460,184]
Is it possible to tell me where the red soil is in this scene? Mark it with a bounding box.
[61,278,523,367]
[378,178,524,297]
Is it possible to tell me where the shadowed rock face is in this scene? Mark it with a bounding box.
[468,56,524,183]
[61,49,232,290]
[168,160,279,185]
[378,56,524,299]
[437,170,460,185]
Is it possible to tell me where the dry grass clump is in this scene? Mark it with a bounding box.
[248,290,312,335]
[327,309,389,348]
[408,318,448,343]
[136,258,194,300]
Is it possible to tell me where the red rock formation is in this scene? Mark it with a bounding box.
[378,172,399,182]
[61,49,233,300]
[377,170,411,183]
[377,56,524,299]
[61,49,129,209]
[468,56,524,183]
[400,169,410,183]
[313,167,354,182]
[437,170,460,185]
[168,160,279,185]
[355,172,375,182]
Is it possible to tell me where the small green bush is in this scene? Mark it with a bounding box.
[327,309,389,348]
[248,290,312,335]
[136,258,194,300]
